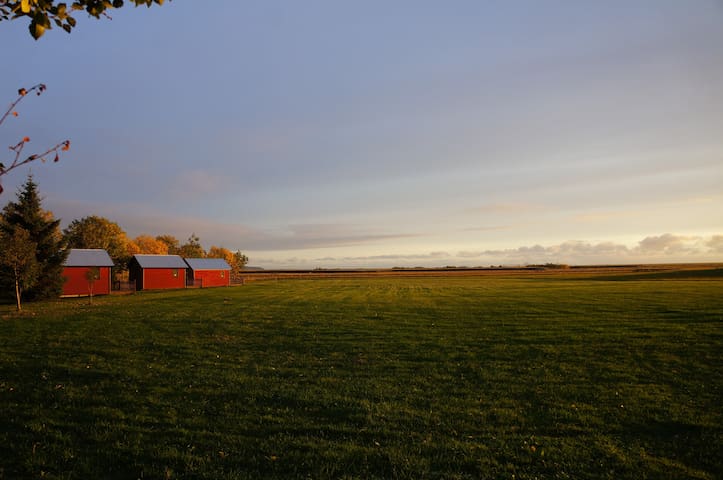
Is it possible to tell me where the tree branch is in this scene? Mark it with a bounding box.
[1,84,70,194]
[0,83,46,126]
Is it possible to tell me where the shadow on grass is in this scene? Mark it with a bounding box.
[576,268,723,282]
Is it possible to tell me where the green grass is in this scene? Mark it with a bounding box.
[1,274,721,479]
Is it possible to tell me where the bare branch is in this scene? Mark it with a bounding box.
[0,84,46,126]
[1,84,69,194]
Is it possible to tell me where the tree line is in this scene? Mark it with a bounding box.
[0,175,248,309]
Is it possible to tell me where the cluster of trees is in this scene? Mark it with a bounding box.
[63,216,249,281]
[0,176,248,310]
[0,176,67,309]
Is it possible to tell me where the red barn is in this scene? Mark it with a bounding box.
[185,258,231,287]
[62,249,114,297]
[128,254,187,291]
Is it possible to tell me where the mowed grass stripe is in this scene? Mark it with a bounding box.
[1,275,721,479]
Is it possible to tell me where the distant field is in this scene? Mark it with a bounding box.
[1,268,722,479]
[237,263,723,282]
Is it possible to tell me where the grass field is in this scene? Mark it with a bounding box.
[1,270,722,479]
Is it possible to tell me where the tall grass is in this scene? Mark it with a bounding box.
[1,275,721,479]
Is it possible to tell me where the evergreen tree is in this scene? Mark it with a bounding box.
[0,175,67,300]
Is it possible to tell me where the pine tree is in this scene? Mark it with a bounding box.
[0,175,68,301]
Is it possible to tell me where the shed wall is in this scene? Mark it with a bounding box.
[192,269,230,287]
[143,268,186,290]
[62,266,112,296]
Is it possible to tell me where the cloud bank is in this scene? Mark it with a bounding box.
[256,233,723,268]
[455,234,720,265]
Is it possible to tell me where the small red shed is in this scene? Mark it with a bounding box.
[128,254,187,291]
[62,249,114,297]
[185,258,231,287]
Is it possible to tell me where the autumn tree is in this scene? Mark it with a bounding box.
[207,246,248,283]
[127,234,168,255]
[0,226,39,310]
[206,245,231,261]
[64,215,129,274]
[155,234,180,255]
[230,251,249,282]
[0,175,67,300]
[178,233,205,258]
[0,0,169,39]
[1,84,70,195]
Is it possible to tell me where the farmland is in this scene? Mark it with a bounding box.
[1,267,722,479]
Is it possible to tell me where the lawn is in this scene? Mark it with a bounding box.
[1,273,721,479]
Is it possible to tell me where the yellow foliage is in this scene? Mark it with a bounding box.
[131,235,169,255]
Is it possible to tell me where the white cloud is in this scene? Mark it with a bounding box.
[706,235,723,254]
[636,233,702,255]
[454,234,721,266]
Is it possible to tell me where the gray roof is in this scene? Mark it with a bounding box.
[184,258,231,271]
[132,254,188,269]
[64,249,114,267]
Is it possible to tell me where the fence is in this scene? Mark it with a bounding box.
[112,280,136,292]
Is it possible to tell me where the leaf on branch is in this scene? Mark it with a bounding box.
[30,21,46,39]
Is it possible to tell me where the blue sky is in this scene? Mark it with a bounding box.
[2,1,722,267]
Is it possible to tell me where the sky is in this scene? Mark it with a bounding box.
[1,1,722,268]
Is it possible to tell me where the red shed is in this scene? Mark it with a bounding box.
[62,249,114,297]
[128,254,187,291]
[185,258,231,287]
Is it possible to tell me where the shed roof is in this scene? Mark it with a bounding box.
[184,258,231,271]
[64,249,114,267]
[132,254,188,269]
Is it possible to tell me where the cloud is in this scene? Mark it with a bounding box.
[238,233,723,268]
[315,251,450,263]
[468,203,546,215]
[636,234,704,255]
[455,234,721,265]
[707,235,723,253]
[281,224,419,249]
[462,225,512,232]
[261,233,722,268]
[573,210,640,223]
